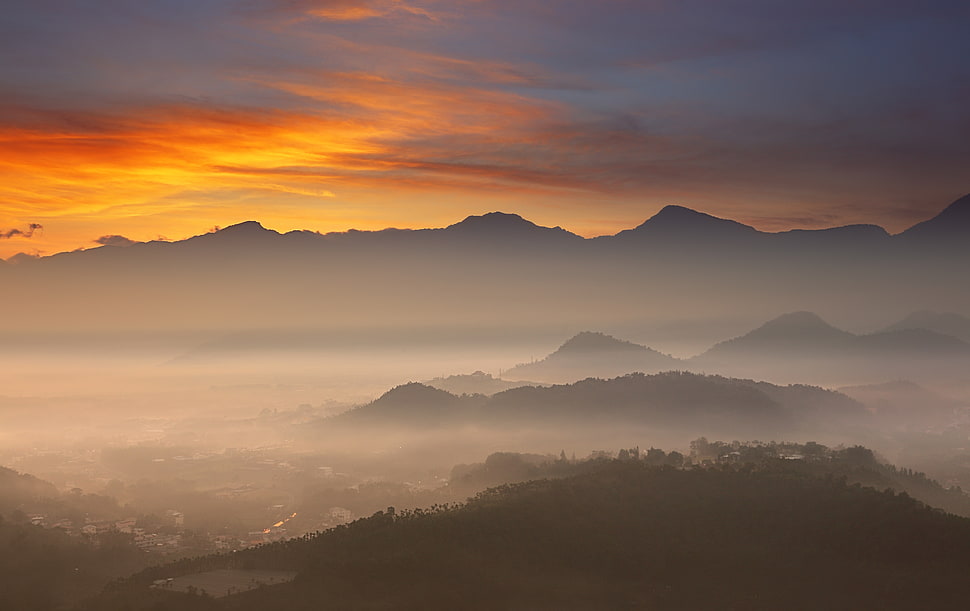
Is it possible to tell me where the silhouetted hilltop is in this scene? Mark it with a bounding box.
[442,211,581,242]
[852,328,970,356]
[700,311,970,359]
[373,382,459,407]
[609,204,758,246]
[180,221,281,251]
[485,371,863,434]
[504,332,680,382]
[423,371,541,396]
[884,310,970,343]
[693,310,970,385]
[898,192,970,242]
[214,220,270,236]
[555,330,647,353]
[701,311,853,357]
[332,383,482,426]
[88,460,970,610]
[323,371,865,437]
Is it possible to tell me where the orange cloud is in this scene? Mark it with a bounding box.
[251,0,441,23]
[307,0,438,22]
[0,63,596,258]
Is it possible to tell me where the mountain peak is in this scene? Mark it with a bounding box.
[219,220,269,234]
[752,311,850,339]
[555,331,647,354]
[442,211,581,243]
[372,382,459,408]
[700,311,854,360]
[655,204,713,219]
[190,221,279,245]
[623,205,758,239]
[898,193,970,240]
[447,212,536,231]
[934,193,970,219]
[884,310,970,343]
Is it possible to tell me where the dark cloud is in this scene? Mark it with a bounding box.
[1,223,43,239]
[94,235,137,247]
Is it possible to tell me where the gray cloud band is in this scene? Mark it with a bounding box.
[0,223,43,239]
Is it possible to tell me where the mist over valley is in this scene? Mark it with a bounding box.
[3,197,970,609]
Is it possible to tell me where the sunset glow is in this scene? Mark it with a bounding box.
[1,1,968,258]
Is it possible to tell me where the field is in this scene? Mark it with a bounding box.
[153,569,298,598]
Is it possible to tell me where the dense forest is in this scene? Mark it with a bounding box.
[86,456,970,610]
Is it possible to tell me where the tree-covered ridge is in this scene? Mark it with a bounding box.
[0,465,59,510]
[90,455,970,610]
[328,371,867,437]
[0,516,147,611]
[448,440,970,517]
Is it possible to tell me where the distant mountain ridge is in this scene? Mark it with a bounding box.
[882,310,970,343]
[503,332,681,383]
[423,371,542,396]
[329,371,867,436]
[688,310,970,385]
[608,204,759,244]
[698,311,970,361]
[898,193,970,242]
[6,193,969,264]
[494,313,970,387]
[703,312,854,353]
[1,195,968,335]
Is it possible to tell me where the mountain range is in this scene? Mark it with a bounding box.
[883,310,970,343]
[691,311,970,384]
[1,194,968,336]
[326,371,867,438]
[9,193,969,266]
[485,311,970,386]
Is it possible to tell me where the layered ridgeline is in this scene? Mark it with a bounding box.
[422,371,543,396]
[882,310,970,343]
[1,195,968,338]
[86,455,970,610]
[691,311,970,385]
[489,312,970,386]
[503,332,679,383]
[324,371,866,438]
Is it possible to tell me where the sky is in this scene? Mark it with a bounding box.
[1,0,969,259]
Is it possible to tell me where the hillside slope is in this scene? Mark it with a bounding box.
[90,461,970,610]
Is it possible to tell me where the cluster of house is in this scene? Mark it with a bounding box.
[25,510,186,553]
[24,502,362,555]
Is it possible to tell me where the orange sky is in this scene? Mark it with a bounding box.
[1,1,968,259]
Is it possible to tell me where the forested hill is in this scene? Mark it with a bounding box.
[326,372,867,437]
[0,516,147,611]
[90,461,970,610]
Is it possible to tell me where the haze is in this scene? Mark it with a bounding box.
[2,2,970,609]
